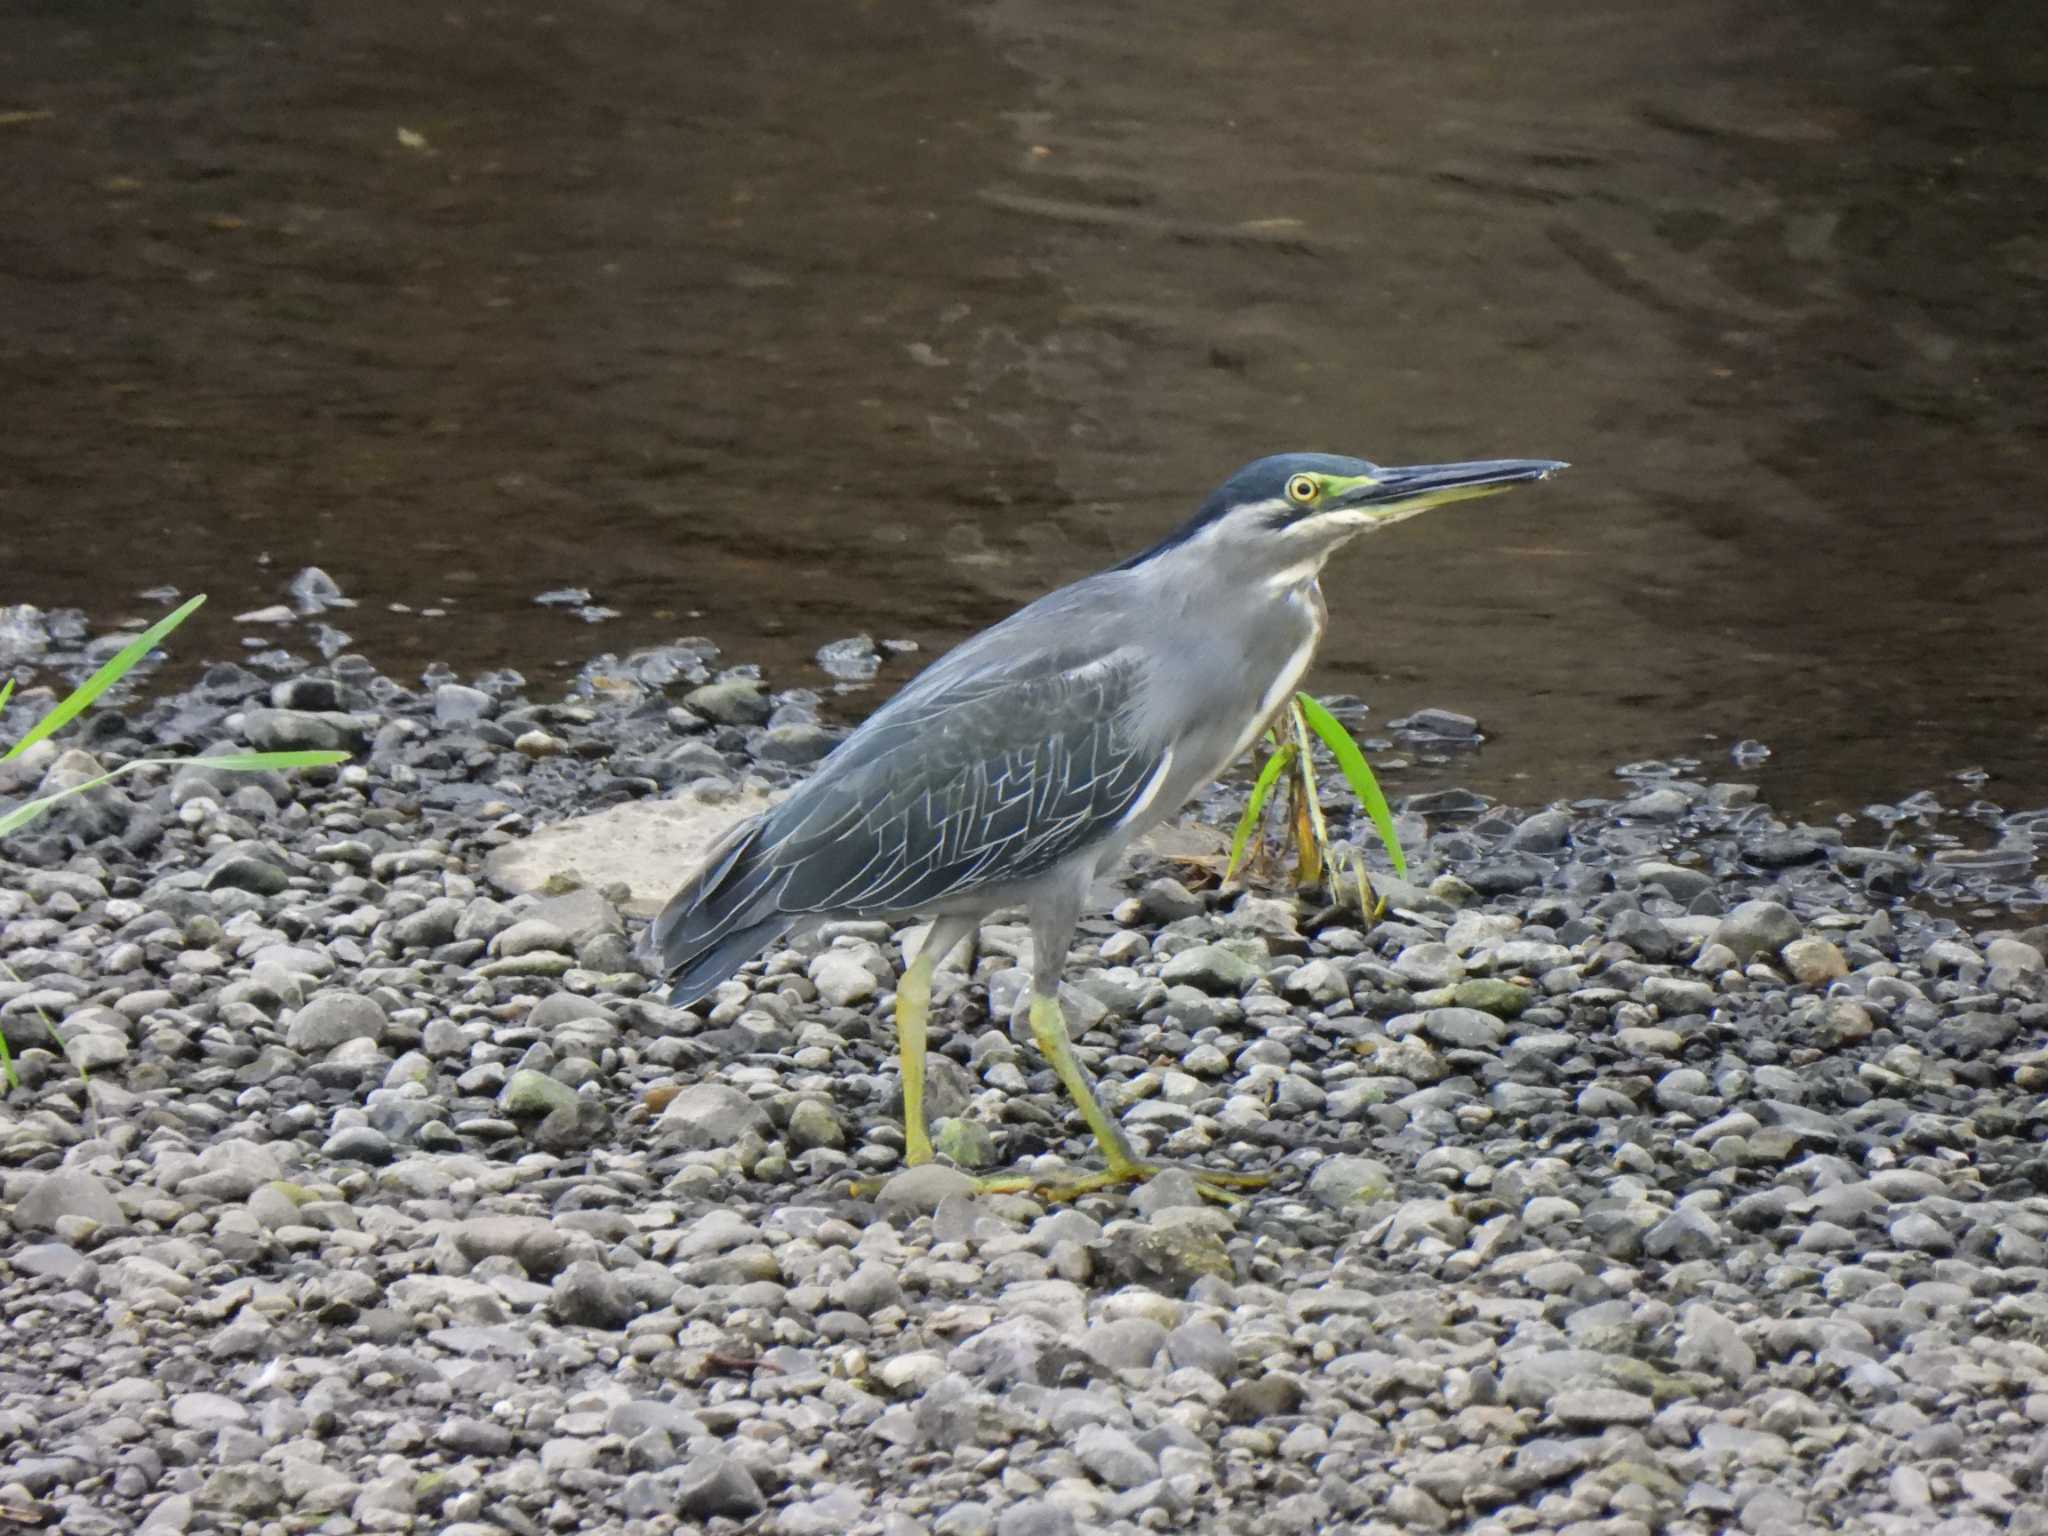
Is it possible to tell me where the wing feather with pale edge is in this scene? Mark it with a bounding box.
[650,641,1165,991]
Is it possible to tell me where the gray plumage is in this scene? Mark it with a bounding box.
[651,451,1565,1005]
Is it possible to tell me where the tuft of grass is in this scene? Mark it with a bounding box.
[0,959,54,1091]
[1295,693,1406,879]
[1224,692,1408,922]
[5,593,207,764]
[0,594,350,838]
[0,593,351,1086]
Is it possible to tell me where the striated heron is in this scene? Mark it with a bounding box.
[650,451,1567,1199]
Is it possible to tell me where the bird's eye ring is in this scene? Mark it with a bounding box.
[1286,475,1318,505]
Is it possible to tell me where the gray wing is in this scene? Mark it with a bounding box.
[650,635,1167,996]
[776,648,1166,913]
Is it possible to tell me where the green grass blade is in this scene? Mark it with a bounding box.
[1224,741,1294,882]
[0,748,349,838]
[0,677,13,714]
[187,751,350,771]
[0,961,33,1091]
[1295,692,1408,879]
[0,763,139,836]
[1282,701,1328,884]
[2,593,205,762]
[1286,701,1333,850]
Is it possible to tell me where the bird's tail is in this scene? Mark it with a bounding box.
[645,816,794,1006]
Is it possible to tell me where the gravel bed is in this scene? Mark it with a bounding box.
[2,627,2047,1536]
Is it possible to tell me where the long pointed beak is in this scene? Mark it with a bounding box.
[1331,458,1568,523]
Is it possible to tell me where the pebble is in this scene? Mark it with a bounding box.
[13,1169,124,1231]
[1711,899,1803,963]
[1160,944,1258,994]
[811,948,883,1007]
[1307,1155,1391,1209]
[1782,935,1849,983]
[877,1164,977,1213]
[0,638,2042,1536]
[657,1082,770,1147]
[684,679,772,725]
[1551,1387,1654,1426]
[1075,1424,1158,1488]
[283,989,388,1052]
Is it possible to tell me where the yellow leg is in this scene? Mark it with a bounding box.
[1025,991,1142,1173]
[853,924,1273,1207]
[1004,990,1273,1205]
[897,950,935,1166]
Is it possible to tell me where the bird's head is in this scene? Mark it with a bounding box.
[1122,451,1568,584]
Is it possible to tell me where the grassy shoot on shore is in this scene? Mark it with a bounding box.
[1225,693,1407,921]
[0,593,350,1085]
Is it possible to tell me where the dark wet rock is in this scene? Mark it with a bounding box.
[320,1124,395,1163]
[1392,708,1480,739]
[1608,907,1682,961]
[238,707,369,752]
[1136,876,1203,925]
[1504,809,1571,851]
[684,679,772,725]
[1159,944,1259,994]
[1465,853,1549,893]
[200,845,291,895]
[1635,860,1713,901]
[676,1455,766,1519]
[1744,829,1827,867]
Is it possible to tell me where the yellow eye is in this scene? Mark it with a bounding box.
[1286,474,1318,505]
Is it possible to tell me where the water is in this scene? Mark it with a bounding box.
[4,0,2045,818]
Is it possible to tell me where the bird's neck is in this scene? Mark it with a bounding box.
[1254,542,1346,600]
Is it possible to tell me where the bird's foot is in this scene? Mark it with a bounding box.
[972,1159,1274,1207]
[845,1158,1272,1206]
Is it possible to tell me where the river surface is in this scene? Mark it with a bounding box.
[5,0,2046,818]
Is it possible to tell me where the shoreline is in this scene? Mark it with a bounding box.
[1,635,2046,1534]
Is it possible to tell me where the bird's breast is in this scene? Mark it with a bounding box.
[1226,583,1325,760]
[1150,580,1326,805]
